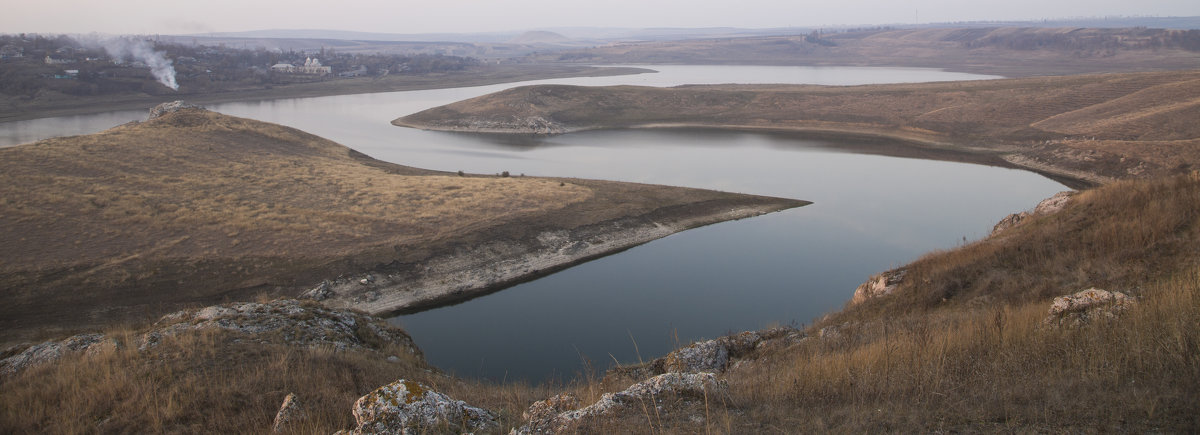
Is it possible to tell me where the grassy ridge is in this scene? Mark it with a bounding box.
[397,70,1200,183]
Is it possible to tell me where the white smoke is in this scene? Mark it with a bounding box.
[85,36,179,91]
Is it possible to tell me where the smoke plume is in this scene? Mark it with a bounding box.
[86,36,179,91]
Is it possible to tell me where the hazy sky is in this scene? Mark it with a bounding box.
[4,0,1198,35]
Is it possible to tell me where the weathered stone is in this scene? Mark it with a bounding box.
[346,379,497,434]
[850,268,907,305]
[991,191,1074,236]
[138,299,420,356]
[663,340,729,374]
[1043,288,1137,328]
[299,281,334,301]
[272,393,305,433]
[513,372,726,434]
[0,333,105,376]
[148,100,204,119]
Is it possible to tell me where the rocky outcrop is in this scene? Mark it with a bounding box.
[0,333,109,376]
[991,191,1075,235]
[1043,288,1137,328]
[513,372,726,434]
[148,100,204,119]
[140,299,419,356]
[272,393,305,433]
[340,379,497,434]
[610,327,803,381]
[850,268,907,305]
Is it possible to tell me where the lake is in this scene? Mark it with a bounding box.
[0,65,1065,383]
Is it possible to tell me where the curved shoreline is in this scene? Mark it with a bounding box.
[320,197,807,316]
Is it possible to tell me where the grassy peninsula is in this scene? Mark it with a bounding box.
[396,69,1200,186]
[0,105,805,346]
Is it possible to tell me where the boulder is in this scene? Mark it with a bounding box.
[991,191,1074,236]
[148,100,204,119]
[850,268,907,305]
[272,393,305,433]
[138,299,420,355]
[514,372,726,434]
[345,379,497,434]
[0,333,106,376]
[663,339,729,374]
[1043,288,1137,328]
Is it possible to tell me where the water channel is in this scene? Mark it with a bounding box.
[1,65,1066,383]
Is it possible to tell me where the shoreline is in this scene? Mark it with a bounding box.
[320,197,808,316]
[393,119,1102,189]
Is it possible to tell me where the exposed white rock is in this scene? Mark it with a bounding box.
[0,333,106,376]
[850,268,907,305]
[1043,288,1137,328]
[345,379,497,434]
[513,372,726,434]
[148,100,204,119]
[991,191,1075,236]
[663,339,729,373]
[139,299,419,355]
[272,393,305,433]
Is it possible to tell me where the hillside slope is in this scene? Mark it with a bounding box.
[0,105,806,344]
[396,70,1200,184]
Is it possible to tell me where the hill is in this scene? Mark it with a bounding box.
[0,103,805,345]
[396,69,1200,185]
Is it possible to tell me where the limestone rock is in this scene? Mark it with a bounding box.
[148,100,204,119]
[346,379,497,434]
[663,339,729,373]
[0,333,105,376]
[991,191,1074,236]
[850,268,907,305]
[1043,288,1137,328]
[513,372,726,434]
[139,299,419,356]
[272,393,305,433]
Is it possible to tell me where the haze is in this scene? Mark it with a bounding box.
[5,0,1198,36]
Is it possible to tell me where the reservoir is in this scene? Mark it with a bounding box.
[0,65,1066,382]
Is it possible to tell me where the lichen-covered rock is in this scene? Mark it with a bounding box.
[300,281,335,301]
[663,339,729,373]
[148,100,204,119]
[346,379,497,434]
[991,191,1074,236]
[1043,288,1137,328]
[850,268,907,305]
[0,333,106,376]
[272,393,305,433]
[514,372,726,434]
[139,299,420,356]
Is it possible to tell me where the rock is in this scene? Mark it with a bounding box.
[991,191,1074,236]
[850,268,907,305]
[663,340,729,374]
[148,100,204,119]
[299,281,334,301]
[1043,288,1137,328]
[0,333,106,376]
[345,379,497,434]
[138,299,420,355]
[272,393,305,433]
[513,372,726,434]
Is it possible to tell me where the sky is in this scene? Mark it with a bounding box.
[3,0,1198,36]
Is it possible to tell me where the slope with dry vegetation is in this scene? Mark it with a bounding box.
[0,106,805,345]
[397,69,1200,185]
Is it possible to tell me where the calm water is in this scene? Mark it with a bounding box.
[0,66,1064,382]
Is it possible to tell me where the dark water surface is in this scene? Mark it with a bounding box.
[0,66,1063,383]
